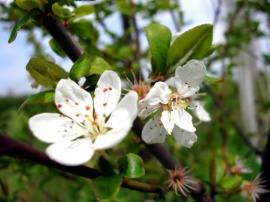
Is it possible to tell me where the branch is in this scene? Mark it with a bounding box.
[43,16,83,62]
[41,15,213,202]
[0,133,165,194]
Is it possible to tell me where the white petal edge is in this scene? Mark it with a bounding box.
[173,126,197,148]
[193,101,211,122]
[94,91,138,150]
[174,106,196,132]
[142,115,168,144]
[55,78,93,123]
[160,110,175,134]
[29,113,84,143]
[143,82,171,105]
[46,139,94,166]
[175,60,206,97]
[94,71,121,118]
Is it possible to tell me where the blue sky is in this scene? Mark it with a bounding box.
[0,0,224,96]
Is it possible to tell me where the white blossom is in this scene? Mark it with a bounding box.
[29,71,138,166]
[138,60,206,147]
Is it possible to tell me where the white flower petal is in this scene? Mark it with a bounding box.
[138,99,160,118]
[29,113,84,143]
[94,71,121,118]
[173,126,197,148]
[174,106,196,132]
[46,139,94,166]
[94,91,138,150]
[143,82,171,105]
[55,79,93,123]
[175,60,206,97]
[193,101,211,122]
[160,110,175,134]
[142,115,168,144]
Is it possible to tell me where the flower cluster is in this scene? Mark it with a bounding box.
[29,71,138,166]
[138,60,210,147]
[28,60,210,166]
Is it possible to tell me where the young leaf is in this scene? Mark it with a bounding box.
[70,5,94,21]
[117,1,135,16]
[49,38,66,58]
[16,0,46,11]
[26,58,68,88]
[92,175,122,201]
[167,24,213,71]
[8,12,31,43]
[144,23,172,73]
[117,153,145,178]
[219,176,242,190]
[18,90,55,113]
[52,3,71,19]
[204,75,224,84]
[68,20,98,40]
[69,52,112,81]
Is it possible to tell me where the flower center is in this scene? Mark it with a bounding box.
[161,93,189,111]
[84,112,109,140]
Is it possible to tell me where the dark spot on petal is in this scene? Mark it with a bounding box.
[103,103,107,106]
[103,88,108,92]
[65,99,69,102]
[75,102,79,105]
[57,104,62,108]
[109,87,112,90]
[86,106,90,110]
[76,114,79,117]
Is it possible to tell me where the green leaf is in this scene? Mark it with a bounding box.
[220,176,242,190]
[117,1,134,15]
[52,3,71,19]
[8,12,31,43]
[49,38,66,58]
[69,52,112,81]
[167,24,213,72]
[71,5,94,21]
[117,153,145,178]
[26,58,68,88]
[215,159,226,182]
[92,175,122,201]
[208,154,217,185]
[68,20,98,40]
[96,155,117,175]
[30,8,44,27]
[204,75,224,84]
[18,90,55,113]
[16,0,46,11]
[145,23,172,73]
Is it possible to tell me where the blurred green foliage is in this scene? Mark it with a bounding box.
[1,0,270,201]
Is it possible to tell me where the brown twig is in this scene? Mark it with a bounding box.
[0,133,165,194]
